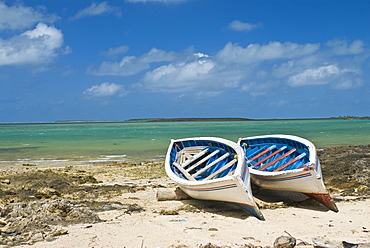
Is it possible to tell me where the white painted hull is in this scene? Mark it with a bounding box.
[238,134,338,212]
[165,137,264,220]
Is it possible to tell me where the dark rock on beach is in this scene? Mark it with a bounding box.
[0,168,143,246]
[318,144,370,195]
[312,236,370,248]
[0,199,99,246]
[273,234,296,248]
[343,241,370,248]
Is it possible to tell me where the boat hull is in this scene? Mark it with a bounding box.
[177,177,264,219]
[165,137,264,220]
[238,135,338,212]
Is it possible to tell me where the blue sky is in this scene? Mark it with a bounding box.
[0,0,369,122]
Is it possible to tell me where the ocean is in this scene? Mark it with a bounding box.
[0,119,369,168]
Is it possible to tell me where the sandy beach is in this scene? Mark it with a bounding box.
[17,183,370,248]
[0,145,369,248]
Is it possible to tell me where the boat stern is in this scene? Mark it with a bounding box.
[305,192,339,212]
[232,202,265,221]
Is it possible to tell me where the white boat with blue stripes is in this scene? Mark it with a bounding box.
[165,137,265,220]
[237,134,338,212]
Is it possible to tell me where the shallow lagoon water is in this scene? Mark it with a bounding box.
[0,119,369,167]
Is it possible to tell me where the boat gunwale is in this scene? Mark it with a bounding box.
[248,166,311,176]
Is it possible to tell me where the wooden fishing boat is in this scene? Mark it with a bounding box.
[237,134,338,212]
[165,137,265,220]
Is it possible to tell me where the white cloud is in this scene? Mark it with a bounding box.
[22,23,63,49]
[134,40,365,96]
[70,2,121,20]
[136,51,251,95]
[83,82,127,98]
[228,20,261,32]
[287,65,361,89]
[272,55,322,79]
[101,45,129,57]
[0,23,64,66]
[288,65,339,87]
[0,2,58,31]
[331,78,363,90]
[326,39,364,55]
[142,58,216,92]
[216,41,320,64]
[88,39,366,99]
[88,48,176,76]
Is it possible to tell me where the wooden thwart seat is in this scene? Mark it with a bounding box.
[173,162,195,181]
[185,149,220,172]
[179,148,209,168]
[192,152,230,178]
[298,162,313,169]
[248,145,276,162]
[258,147,297,171]
[251,146,287,167]
[273,152,306,172]
[203,159,237,180]
[173,147,236,181]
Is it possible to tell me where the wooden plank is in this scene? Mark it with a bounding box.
[204,159,237,180]
[156,188,191,201]
[181,148,209,169]
[192,152,230,178]
[173,162,195,181]
[257,147,297,171]
[298,162,313,169]
[186,149,220,172]
[273,153,306,172]
[248,145,276,161]
[250,146,287,167]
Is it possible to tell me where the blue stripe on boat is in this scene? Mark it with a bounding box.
[180,184,237,192]
[230,202,266,220]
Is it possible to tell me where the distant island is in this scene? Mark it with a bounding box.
[127,117,252,122]
[127,116,370,122]
[52,116,370,124]
[2,116,369,125]
[329,116,370,120]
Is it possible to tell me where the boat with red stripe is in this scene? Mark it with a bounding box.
[238,134,338,212]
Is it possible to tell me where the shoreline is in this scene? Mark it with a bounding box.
[0,156,166,171]
[1,143,368,171]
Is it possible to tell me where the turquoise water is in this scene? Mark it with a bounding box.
[0,119,369,165]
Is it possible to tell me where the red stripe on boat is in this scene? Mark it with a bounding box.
[305,192,339,212]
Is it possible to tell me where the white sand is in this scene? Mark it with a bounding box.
[18,183,370,248]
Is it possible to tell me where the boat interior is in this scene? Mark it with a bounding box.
[169,140,238,181]
[239,137,311,172]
